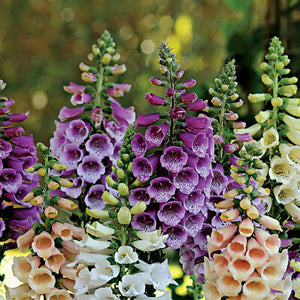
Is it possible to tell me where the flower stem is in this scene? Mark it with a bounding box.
[95,64,104,107]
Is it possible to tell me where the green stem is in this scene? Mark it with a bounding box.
[44,155,50,207]
[218,94,227,162]
[95,64,104,107]
[272,66,279,128]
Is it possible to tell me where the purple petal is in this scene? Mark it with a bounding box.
[86,133,114,157]
[58,106,85,121]
[0,139,12,159]
[111,98,135,126]
[174,167,198,194]
[61,177,85,198]
[60,143,84,170]
[132,157,153,183]
[147,177,176,203]
[132,212,157,232]
[157,201,185,226]
[182,213,205,237]
[0,169,22,193]
[104,119,127,142]
[162,224,188,249]
[84,185,105,210]
[128,188,151,206]
[131,133,147,157]
[65,120,90,144]
[160,146,188,173]
[145,122,169,148]
[183,190,206,214]
[136,113,160,126]
[77,155,105,184]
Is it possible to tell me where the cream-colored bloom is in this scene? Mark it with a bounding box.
[260,127,279,148]
[260,261,285,285]
[74,267,92,295]
[52,222,73,241]
[274,182,299,205]
[46,288,72,300]
[119,274,146,297]
[17,229,35,253]
[246,238,268,268]
[228,256,255,281]
[242,277,270,299]
[85,221,114,238]
[239,218,254,237]
[74,234,110,253]
[212,254,229,275]
[293,277,300,299]
[115,246,138,264]
[133,230,168,252]
[254,228,280,255]
[203,281,222,300]
[234,123,261,136]
[90,259,120,286]
[135,290,171,300]
[12,255,40,283]
[217,273,242,297]
[94,287,120,300]
[269,156,296,183]
[5,284,30,300]
[32,231,55,258]
[227,234,247,257]
[285,202,300,223]
[286,128,300,146]
[45,247,65,273]
[27,267,56,294]
[259,215,282,231]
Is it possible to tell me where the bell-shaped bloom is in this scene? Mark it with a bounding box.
[12,255,40,283]
[186,99,207,111]
[128,188,151,206]
[132,212,157,232]
[246,238,269,268]
[58,106,85,121]
[106,83,131,98]
[28,267,56,294]
[181,92,197,103]
[59,143,84,171]
[147,177,176,203]
[133,230,168,252]
[84,184,105,210]
[185,116,211,130]
[61,177,85,199]
[103,119,126,142]
[132,157,153,183]
[170,106,186,119]
[131,133,147,157]
[74,267,91,295]
[114,246,138,264]
[77,155,105,184]
[217,273,242,297]
[90,259,120,287]
[285,202,300,223]
[242,277,270,299]
[160,145,188,173]
[0,168,22,193]
[110,98,135,126]
[161,224,188,249]
[136,113,160,126]
[86,133,114,158]
[145,122,169,148]
[86,221,114,238]
[182,190,205,214]
[259,215,282,231]
[65,119,90,144]
[260,262,285,286]
[203,282,222,300]
[17,229,35,252]
[223,143,239,153]
[52,222,73,241]
[145,93,165,106]
[5,284,30,299]
[255,228,280,255]
[93,287,120,300]
[32,231,55,258]
[157,201,185,226]
[274,182,299,205]
[212,254,229,274]
[269,156,296,183]
[182,213,205,237]
[59,278,75,294]
[91,106,104,128]
[220,208,240,222]
[75,234,110,253]
[46,288,72,300]
[0,138,12,159]
[64,82,92,105]
[136,259,176,291]
[260,127,279,148]
[228,256,255,281]
[228,234,247,257]
[119,274,146,297]
[45,247,65,273]
[174,167,198,194]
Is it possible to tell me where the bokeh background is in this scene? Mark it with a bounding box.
[0,0,300,143]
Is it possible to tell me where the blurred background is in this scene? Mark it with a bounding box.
[0,0,300,144]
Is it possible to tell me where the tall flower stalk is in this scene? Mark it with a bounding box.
[7,143,83,299]
[50,30,135,226]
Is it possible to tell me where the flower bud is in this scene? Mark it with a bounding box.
[25,166,35,173]
[86,208,110,219]
[79,62,90,72]
[170,107,186,119]
[225,112,239,121]
[130,201,147,215]
[220,208,240,222]
[259,215,282,231]
[150,77,163,86]
[213,134,223,144]
[117,206,131,225]
[223,143,239,153]
[92,44,100,56]
[166,88,175,97]
[52,163,68,171]
[111,64,126,75]
[112,53,120,62]
[102,191,119,205]
[175,70,184,79]
[101,53,112,65]
[244,185,253,194]
[23,192,34,203]
[261,74,273,85]
[215,200,234,209]
[88,53,94,61]
[211,97,222,107]
[246,205,259,219]
[232,121,246,129]
[48,180,60,190]
[31,195,44,206]
[240,197,251,210]
[230,93,239,101]
[271,97,283,107]
[118,183,129,197]
[117,169,126,180]
[106,176,118,188]
[279,85,298,97]
[248,93,271,103]
[81,72,96,83]
[45,206,58,218]
[275,61,284,70]
[58,198,78,210]
[255,110,270,123]
[159,65,168,75]
[59,179,73,188]
[224,189,239,199]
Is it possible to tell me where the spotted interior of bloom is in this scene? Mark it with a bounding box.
[158,201,185,226]
[184,190,205,214]
[192,134,209,157]
[163,225,187,249]
[128,188,151,206]
[148,178,175,203]
[174,167,198,194]
[211,169,228,195]
[132,213,156,232]
[160,146,188,173]
[183,214,204,237]
[288,147,300,166]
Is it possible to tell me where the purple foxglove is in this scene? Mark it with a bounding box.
[145,122,169,148]
[223,143,239,153]
[91,107,104,127]
[131,133,147,157]
[185,116,211,130]
[61,177,85,198]
[161,224,188,249]
[182,213,205,237]
[157,201,185,226]
[110,98,135,126]
[150,77,163,86]
[211,166,228,195]
[181,92,197,103]
[0,138,12,159]
[160,145,188,173]
[86,133,114,158]
[181,190,206,214]
[84,184,105,209]
[8,113,28,123]
[235,133,252,142]
[147,177,176,203]
[174,167,198,194]
[136,113,160,126]
[59,143,84,171]
[104,119,127,142]
[64,82,92,105]
[58,106,85,121]
[132,212,157,232]
[128,188,151,206]
[145,93,165,106]
[185,99,207,111]
[132,157,153,183]
[170,107,186,119]
[77,155,105,184]
[0,169,23,193]
[106,83,131,98]
[3,126,25,138]
[65,120,90,145]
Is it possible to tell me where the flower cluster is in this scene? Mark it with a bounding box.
[7,143,84,299]
[71,127,174,299]
[50,31,135,225]
[204,141,292,299]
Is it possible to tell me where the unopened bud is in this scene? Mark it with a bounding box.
[224,189,239,199]
[102,191,119,205]
[23,192,34,203]
[211,97,222,107]
[271,97,283,107]
[88,53,94,61]
[244,185,253,194]
[118,183,129,197]
[117,169,126,180]
[220,208,240,222]
[230,93,239,101]
[59,179,73,188]
[255,110,271,123]
[25,166,35,173]
[86,208,110,219]
[246,205,259,219]
[79,62,90,72]
[130,201,147,215]
[261,74,273,86]
[52,163,68,171]
[48,180,60,190]
[239,197,251,210]
[215,200,234,209]
[101,53,112,65]
[45,206,58,218]
[158,65,168,75]
[31,195,44,206]
[92,44,100,56]
[276,61,284,70]
[58,198,78,210]
[117,206,131,225]
[106,176,118,188]
[36,168,46,176]
[221,84,228,92]
[112,53,120,62]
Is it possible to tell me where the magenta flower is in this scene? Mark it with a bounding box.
[136,113,160,126]
[8,113,28,123]
[58,106,85,121]
[0,139,12,159]
[64,82,92,105]
[65,120,90,145]
[86,133,114,158]
[131,133,147,157]
[211,165,228,195]
[145,122,169,148]
[128,188,151,206]
[181,92,197,103]
[145,93,165,106]
[157,201,185,226]
[60,144,84,171]
[84,184,105,209]
[110,98,135,126]
[160,145,188,173]
[91,107,104,127]
[223,143,239,153]
[4,126,25,138]
[170,107,186,119]
[104,119,127,142]
[174,167,198,194]
[181,190,205,214]
[132,157,153,183]
[106,83,131,98]
[77,155,105,184]
[182,79,196,89]
[0,169,22,193]
[147,177,176,203]
[185,99,207,111]
[185,116,211,130]
[194,155,212,179]
[162,224,188,249]
[132,212,157,232]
